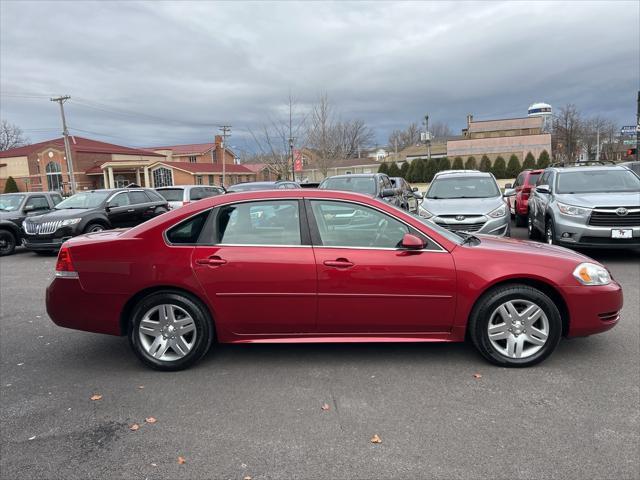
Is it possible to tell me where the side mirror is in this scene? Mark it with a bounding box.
[536,185,551,194]
[504,183,512,189]
[401,233,425,250]
[381,188,397,198]
[414,192,424,199]
[503,188,516,197]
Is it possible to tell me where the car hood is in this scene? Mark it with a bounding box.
[0,210,21,221]
[468,234,593,263]
[421,197,503,216]
[27,208,94,222]
[555,192,640,208]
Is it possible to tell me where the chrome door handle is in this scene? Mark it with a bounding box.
[196,256,227,266]
[127,209,135,212]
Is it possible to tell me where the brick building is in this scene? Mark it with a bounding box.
[0,135,255,193]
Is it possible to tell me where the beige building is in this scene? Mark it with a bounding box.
[446,115,551,162]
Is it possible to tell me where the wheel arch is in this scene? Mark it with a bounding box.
[119,285,216,337]
[466,277,570,338]
[83,215,111,230]
[0,221,21,238]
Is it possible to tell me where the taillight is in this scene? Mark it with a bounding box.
[55,246,78,278]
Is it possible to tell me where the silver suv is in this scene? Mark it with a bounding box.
[421,170,510,236]
[528,164,640,248]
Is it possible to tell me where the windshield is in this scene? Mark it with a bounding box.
[55,191,110,209]
[0,194,25,211]
[228,183,274,192]
[556,170,640,194]
[157,188,184,201]
[427,176,500,199]
[320,177,376,195]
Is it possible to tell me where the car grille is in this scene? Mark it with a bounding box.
[24,220,63,235]
[588,207,640,227]
[435,221,485,232]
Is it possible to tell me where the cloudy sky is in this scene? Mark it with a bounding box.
[1,0,638,154]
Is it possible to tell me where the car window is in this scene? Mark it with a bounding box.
[25,196,49,210]
[0,194,25,211]
[382,176,392,189]
[426,176,500,199]
[310,200,409,249]
[56,191,110,209]
[156,188,184,202]
[556,169,640,194]
[527,173,541,185]
[536,172,549,186]
[109,192,130,207]
[51,194,63,205]
[166,211,210,244]
[128,191,150,204]
[215,200,301,246]
[320,177,377,195]
[189,187,204,200]
[514,173,524,187]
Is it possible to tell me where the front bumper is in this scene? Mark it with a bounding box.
[564,282,623,337]
[23,235,71,251]
[553,215,640,249]
[434,214,510,237]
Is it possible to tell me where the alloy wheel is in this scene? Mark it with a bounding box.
[487,299,549,359]
[546,222,554,245]
[0,232,16,255]
[137,304,197,361]
[87,224,105,233]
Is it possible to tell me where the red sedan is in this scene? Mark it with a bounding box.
[46,189,622,370]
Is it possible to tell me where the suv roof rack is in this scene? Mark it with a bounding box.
[549,160,617,168]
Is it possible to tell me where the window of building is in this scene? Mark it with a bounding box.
[114,175,129,188]
[215,200,301,246]
[152,167,173,187]
[195,175,203,185]
[208,175,215,185]
[45,161,63,191]
[188,156,197,163]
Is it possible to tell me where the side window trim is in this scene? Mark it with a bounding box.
[304,198,444,252]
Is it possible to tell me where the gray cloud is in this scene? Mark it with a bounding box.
[1,0,638,153]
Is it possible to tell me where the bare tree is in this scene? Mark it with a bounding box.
[582,116,618,161]
[430,121,453,141]
[552,104,583,162]
[0,120,29,151]
[388,122,422,153]
[337,119,375,159]
[247,94,306,179]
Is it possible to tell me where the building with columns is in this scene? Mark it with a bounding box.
[0,135,254,193]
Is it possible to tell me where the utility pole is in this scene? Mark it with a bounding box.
[636,90,639,162]
[50,95,76,194]
[424,114,431,163]
[218,125,231,187]
[596,127,600,163]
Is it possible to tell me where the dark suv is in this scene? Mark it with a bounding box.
[22,188,168,253]
[390,177,421,213]
[318,173,404,208]
[0,192,63,255]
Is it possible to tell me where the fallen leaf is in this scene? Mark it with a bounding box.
[145,417,157,424]
[90,394,103,401]
[17,363,24,366]
[370,434,382,444]
[138,385,145,389]
[177,456,186,465]
[129,423,140,431]
[244,476,252,480]
[28,435,36,441]
[321,403,330,411]
[473,373,482,379]
[150,463,157,467]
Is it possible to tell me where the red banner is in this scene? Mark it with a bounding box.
[294,149,303,172]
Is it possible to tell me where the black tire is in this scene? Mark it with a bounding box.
[128,291,214,371]
[468,284,562,367]
[0,230,16,256]
[154,207,168,216]
[545,217,556,245]
[527,213,541,240]
[84,223,106,234]
[515,207,527,227]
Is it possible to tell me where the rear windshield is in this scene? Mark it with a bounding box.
[228,183,274,192]
[527,173,541,185]
[320,177,376,195]
[156,188,184,201]
[55,191,110,209]
[556,170,640,194]
[427,176,500,199]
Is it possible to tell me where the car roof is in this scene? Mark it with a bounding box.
[434,170,491,178]
[324,174,378,179]
[550,165,631,173]
[156,185,221,189]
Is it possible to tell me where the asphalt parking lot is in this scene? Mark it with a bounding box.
[1,226,638,480]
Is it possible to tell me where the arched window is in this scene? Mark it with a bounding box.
[152,167,173,187]
[46,161,63,191]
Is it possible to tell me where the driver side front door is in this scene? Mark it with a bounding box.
[308,199,456,334]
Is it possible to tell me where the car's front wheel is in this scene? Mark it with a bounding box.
[469,284,562,367]
[128,291,214,371]
[0,230,16,256]
[527,214,540,240]
[545,217,556,245]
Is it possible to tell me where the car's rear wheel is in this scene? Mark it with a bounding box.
[515,204,527,227]
[0,230,16,256]
[469,284,562,367]
[527,214,540,240]
[128,291,214,371]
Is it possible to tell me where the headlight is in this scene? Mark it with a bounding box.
[573,262,611,286]
[61,218,82,226]
[419,206,433,219]
[557,202,590,216]
[488,204,507,218]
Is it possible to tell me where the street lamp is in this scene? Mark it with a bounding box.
[289,137,295,181]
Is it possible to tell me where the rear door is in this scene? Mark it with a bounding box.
[308,199,456,334]
[191,198,317,335]
[106,191,137,228]
[128,190,158,224]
